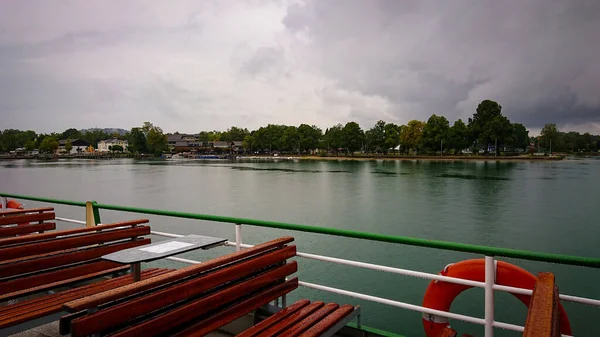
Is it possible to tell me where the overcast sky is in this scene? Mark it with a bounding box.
[1,0,599,135]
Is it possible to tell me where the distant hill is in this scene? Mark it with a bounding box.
[80,128,128,135]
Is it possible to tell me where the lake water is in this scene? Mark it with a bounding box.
[1,158,599,336]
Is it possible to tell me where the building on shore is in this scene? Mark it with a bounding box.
[58,139,90,154]
[98,138,129,152]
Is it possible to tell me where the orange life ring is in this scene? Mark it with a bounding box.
[422,259,572,336]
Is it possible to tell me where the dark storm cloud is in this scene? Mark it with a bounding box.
[283,0,600,129]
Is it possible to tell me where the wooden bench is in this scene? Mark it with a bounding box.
[0,219,154,334]
[0,219,151,302]
[0,207,56,238]
[61,236,360,337]
[523,272,561,337]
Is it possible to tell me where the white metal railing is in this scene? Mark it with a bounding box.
[48,216,598,337]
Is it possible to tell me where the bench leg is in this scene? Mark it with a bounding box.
[130,262,141,282]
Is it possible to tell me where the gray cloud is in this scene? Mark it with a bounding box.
[0,0,598,134]
[283,0,600,130]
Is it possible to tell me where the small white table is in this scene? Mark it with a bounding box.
[102,234,227,281]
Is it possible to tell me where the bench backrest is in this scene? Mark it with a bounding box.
[0,219,151,296]
[62,237,297,337]
[0,207,56,237]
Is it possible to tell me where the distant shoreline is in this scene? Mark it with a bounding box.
[293,155,566,162]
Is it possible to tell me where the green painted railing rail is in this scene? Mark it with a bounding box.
[3,192,600,268]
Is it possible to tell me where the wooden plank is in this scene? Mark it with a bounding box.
[0,222,56,237]
[172,278,300,337]
[0,212,55,226]
[0,269,171,330]
[0,219,149,247]
[0,265,129,303]
[64,236,295,312]
[0,238,150,278]
[297,304,355,337]
[258,302,325,337]
[0,260,123,294]
[0,226,150,260]
[523,272,559,337]
[279,303,339,337]
[237,300,311,337]
[71,262,298,337]
[0,207,54,216]
[0,268,168,316]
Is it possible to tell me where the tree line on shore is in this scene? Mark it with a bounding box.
[2,100,599,155]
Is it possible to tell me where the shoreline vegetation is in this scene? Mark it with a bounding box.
[2,100,600,158]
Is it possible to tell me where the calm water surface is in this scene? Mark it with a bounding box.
[1,158,599,336]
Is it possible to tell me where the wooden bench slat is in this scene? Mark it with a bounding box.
[237,299,311,337]
[0,260,124,294]
[0,219,149,247]
[279,303,339,337]
[0,222,56,237]
[0,265,130,303]
[1,226,150,260]
[71,261,298,337]
[298,304,355,337]
[64,236,295,312]
[172,278,300,337]
[0,268,167,316]
[0,212,55,226]
[0,207,54,216]
[0,238,149,278]
[259,301,325,337]
[0,269,170,329]
[523,272,560,337]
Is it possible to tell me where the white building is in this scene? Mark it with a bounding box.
[98,138,128,152]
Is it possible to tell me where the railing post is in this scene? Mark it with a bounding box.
[484,256,495,337]
[1,196,7,209]
[86,201,102,227]
[235,224,242,251]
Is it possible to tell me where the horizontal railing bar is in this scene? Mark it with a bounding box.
[3,192,599,268]
[151,231,185,238]
[297,280,487,325]
[55,217,87,225]
[296,251,485,288]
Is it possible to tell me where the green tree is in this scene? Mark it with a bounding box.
[39,137,59,154]
[324,124,344,153]
[223,127,250,141]
[341,121,365,154]
[64,140,73,153]
[242,135,254,152]
[400,120,425,153]
[280,126,300,152]
[468,100,512,153]
[383,123,401,153]
[25,140,36,152]
[62,128,81,140]
[146,124,168,155]
[449,119,470,152]
[298,124,322,153]
[540,123,561,153]
[508,123,529,150]
[128,128,147,153]
[111,145,124,152]
[365,120,386,153]
[421,114,450,153]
